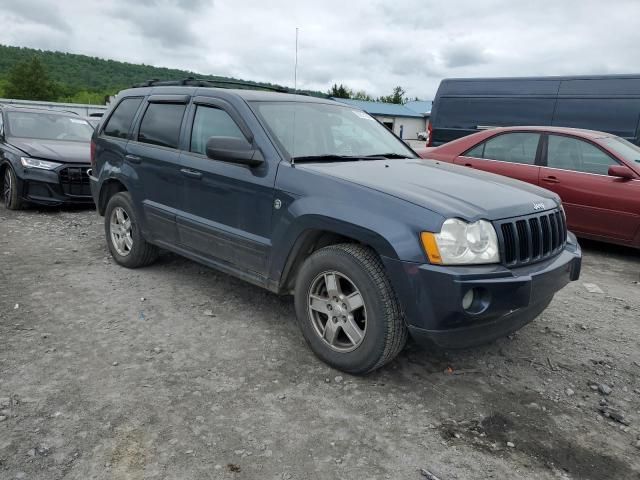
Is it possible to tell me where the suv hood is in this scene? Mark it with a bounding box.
[299,158,560,221]
[8,138,90,164]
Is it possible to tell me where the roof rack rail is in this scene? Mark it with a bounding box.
[132,77,290,93]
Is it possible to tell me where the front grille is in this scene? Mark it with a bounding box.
[497,208,566,267]
[59,166,91,197]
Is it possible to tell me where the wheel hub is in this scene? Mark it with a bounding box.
[110,206,134,257]
[307,271,367,353]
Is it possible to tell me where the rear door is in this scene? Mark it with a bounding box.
[177,96,276,277]
[127,95,189,244]
[453,132,542,186]
[98,96,144,179]
[540,134,640,241]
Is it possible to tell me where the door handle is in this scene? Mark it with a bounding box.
[464,163,473,167]
[180,168,203,179]
[542,176,560,184]
[125,154,141,164]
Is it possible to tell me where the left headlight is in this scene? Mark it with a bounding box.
[21,157,61,170]
[421,218,500,265]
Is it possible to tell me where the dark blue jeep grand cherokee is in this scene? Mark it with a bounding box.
[89,80,581,374]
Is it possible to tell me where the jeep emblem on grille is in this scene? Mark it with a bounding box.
[533,202,545,211]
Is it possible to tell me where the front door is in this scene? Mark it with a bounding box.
[454,131,542,186]
[177,97,276,277]
[540,134,640,241]
[127,96,189,244]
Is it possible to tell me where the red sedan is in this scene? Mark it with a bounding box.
[417,126,640,248]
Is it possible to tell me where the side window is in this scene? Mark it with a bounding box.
[435,97,556,129]
[103,97,143,139]
[190,105,245,155]
[547,135,617,175]
[482,133,540,165]
[464,143,484,158]
[138,103,187,149]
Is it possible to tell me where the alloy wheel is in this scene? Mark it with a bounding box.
[307,270,367,352]
[110,206,134,256]
[3,168,12,205]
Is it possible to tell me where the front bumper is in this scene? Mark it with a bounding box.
[383,235,582,349]
[16,163,94,206]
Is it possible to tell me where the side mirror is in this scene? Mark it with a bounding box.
[608,165,635,180]
[205,136,264,167]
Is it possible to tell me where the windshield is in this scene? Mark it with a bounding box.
[601,137,640,164]
[7,111,94,142]
[251,101,417,160]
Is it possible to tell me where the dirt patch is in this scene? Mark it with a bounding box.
[439,394,639,480]
[110,430,147,480]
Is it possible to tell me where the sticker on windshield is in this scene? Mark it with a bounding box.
[352,110,374,120]
[69,118,89,124]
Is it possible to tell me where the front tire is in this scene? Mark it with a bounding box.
[2,165,25,210]
[104,192,158,268]
[294,243,407,374]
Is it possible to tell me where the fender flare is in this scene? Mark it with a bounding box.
[269,213,407,292]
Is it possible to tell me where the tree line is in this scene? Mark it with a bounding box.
[0,44,421,106]
[327,84,418,104]
[0,44,300,104]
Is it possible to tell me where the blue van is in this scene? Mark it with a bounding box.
[429,74,640,146]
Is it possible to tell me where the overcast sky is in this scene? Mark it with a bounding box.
[0,0,638,99]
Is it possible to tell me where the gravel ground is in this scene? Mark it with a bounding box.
[1,207,639,480]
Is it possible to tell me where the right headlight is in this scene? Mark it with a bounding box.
[21,157,61,170]
[421,218,500,265]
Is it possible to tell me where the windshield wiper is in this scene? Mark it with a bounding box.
[292,154,363,163]
[363,153,410,159]
[293,153,411,163]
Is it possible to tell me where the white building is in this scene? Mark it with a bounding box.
[333,98,431,140]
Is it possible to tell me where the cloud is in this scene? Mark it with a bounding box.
[0,0,71,33]
[441,43,491,68]
[0,0,639,100]
[107,0,210,49]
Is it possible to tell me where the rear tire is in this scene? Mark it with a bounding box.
[2,165,25,210]
[294,243,407,374]
[104,192,158,268]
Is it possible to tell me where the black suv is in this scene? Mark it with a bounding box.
[0,105,95,209]
[90,81,582,374]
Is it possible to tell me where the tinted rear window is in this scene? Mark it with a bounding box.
[558,78,640,96]
[434,97,555,129]
[438,77,640,97]
[553,99,640,139]
[438,79,560,96]
[138,103,186,149]
[103,97,143,139]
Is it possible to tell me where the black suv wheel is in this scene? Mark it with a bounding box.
[294,243,407,374]
[104,192,158,268]
[2,165,24,210]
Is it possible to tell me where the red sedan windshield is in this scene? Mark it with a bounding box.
[600,137,640,165]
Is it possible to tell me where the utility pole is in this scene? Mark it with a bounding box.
[294,27,299,92]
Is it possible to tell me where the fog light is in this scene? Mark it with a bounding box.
[462,289,474,310]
